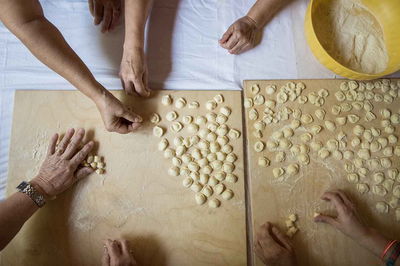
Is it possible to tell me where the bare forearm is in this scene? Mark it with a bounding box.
[0,0,104,102]
[123,0,153,50]
[247,0,292,29]
[0,192,39,251]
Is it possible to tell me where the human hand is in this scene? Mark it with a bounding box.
[88,0,122,32]
[95,90,142,134]
[30,128,94,198]
[254,222,297,266]
[314,190,369,241]
[219,16,257,55]
[102,239,137,266]
[119,47,150,97]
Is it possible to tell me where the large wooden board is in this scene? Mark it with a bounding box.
[244,79,400,266]
[1,90,247,266]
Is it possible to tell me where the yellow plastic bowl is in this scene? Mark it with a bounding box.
[305,0,400,80]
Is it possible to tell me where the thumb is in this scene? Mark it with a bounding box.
[219,27,233,44]
[123,110,143,123]
[75,167,94,180]
[101,246,110,266]
[314,214,339,228]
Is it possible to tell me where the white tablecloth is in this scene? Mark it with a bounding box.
[0,0,398,199]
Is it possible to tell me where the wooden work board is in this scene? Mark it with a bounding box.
[1,90,247,266]
[244,79,400,266]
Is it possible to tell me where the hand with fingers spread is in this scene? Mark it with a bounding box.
[219,16,257,55]
[313,190,369,241]
[119,47,150,97]
[88,0,122,32]
[254,222,297,266]
[94,89,143,134]
[314,189,394,260]
[102,239,137,266]
[30,128,95,198]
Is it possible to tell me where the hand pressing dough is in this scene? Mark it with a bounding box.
[375,202,389,214]
[325,121,336,131]
[254,141,265,152]
[208,198,221,208]
[273,167,285,178]
[161,95,173,105]
[153,126,165,137]
[222,189,234,200]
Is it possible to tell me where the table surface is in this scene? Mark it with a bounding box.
[1,90,247,266]
[244,79,400,266]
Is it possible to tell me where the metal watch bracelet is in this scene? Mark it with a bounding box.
[16,181,46,207]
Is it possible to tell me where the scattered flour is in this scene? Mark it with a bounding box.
[314,0,388,74]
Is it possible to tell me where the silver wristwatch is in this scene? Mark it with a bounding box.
[16,181,46,207]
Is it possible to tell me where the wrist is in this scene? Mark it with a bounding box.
[244,15,258,29]
[29,176,52,200]
[357,227,389,257]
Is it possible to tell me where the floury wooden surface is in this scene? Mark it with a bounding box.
[244,79,400,266]
[1,90,247,266]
